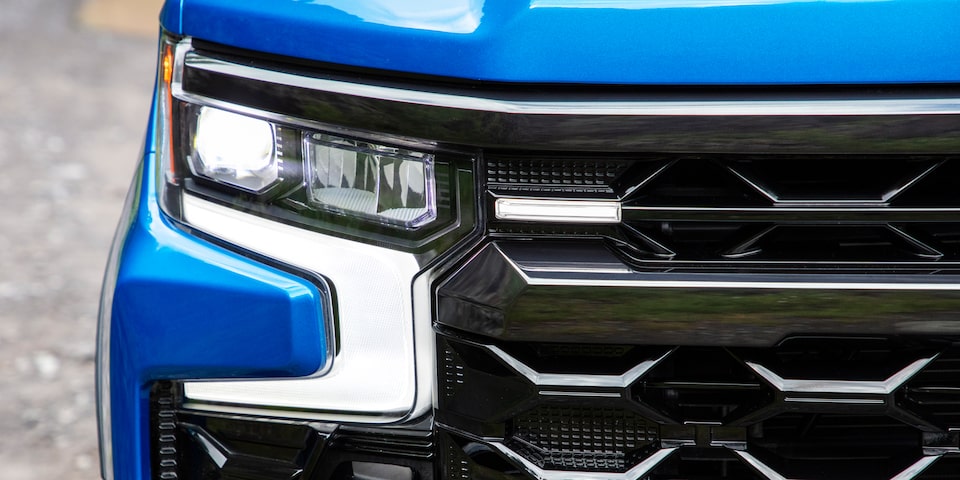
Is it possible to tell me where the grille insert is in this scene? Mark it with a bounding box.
[487,155,960,270]
[437,334,960,479]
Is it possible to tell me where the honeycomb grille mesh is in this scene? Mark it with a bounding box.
[506,405,658,472]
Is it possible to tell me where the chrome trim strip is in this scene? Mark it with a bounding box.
[746,356,936,394]
[495,198,622,224]
[891,456,943,480]
[738,451,942,480]
[735,451,790,480]
[172,39,960,154]
[526,276,960,290]
[539,390,623,398]
[783,397,885,404]
[621,205,960,222]
[486,345,672,388]
[491,444,677,480]
[179,194,430,423]
[182,49,960,117]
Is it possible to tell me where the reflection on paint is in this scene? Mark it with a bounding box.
[531,0,889,9]
[313,0,484,33]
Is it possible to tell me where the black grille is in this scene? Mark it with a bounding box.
[487,155,960,271]
[902,349,960,429]
[436,333,960,479]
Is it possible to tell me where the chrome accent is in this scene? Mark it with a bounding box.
[180,194,430,423]
[783,397,885,404]
[734,451,791,480]
[725,159,945,205]
[538,390,623,398]
[486,344,671,388]
[494,197,621,224]
[737,450,942,480]
[746,356,936,395]
[621,205,960,223]
[490,443,677,480]
[890,456,943,480]
[173,39,960,154]
[187,428,229,468]
[180,48,960,117]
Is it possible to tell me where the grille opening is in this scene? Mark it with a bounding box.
[902,348,960,429]
[505,404,660,473]
[647,447,765,480]
[487,155,960,270]
[742,337,936,382]
[638,347,772,424]
[726,156,941,203]
[440,432,526,479]
[916,456,960,480]
[889,157,960,207]
[626,158,768,207]
[749,414,922,480]
[909,223,960,257]
[724,225,941,262]
[625,222,747,261]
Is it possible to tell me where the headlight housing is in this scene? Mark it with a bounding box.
[158,43,476,258]
[144,35,480,423]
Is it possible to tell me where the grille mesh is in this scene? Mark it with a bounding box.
[506,405,658,472]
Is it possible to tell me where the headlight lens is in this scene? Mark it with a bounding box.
[306,133,436,228]
[161,98,475,255]
[192,107,279,192]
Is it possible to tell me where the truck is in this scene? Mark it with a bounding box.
[97,0,960,479]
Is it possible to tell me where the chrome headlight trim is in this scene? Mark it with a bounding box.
[180,194,434,422]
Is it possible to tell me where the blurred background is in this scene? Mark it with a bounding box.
[0,0,162,477]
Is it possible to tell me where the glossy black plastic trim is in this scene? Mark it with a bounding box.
[437,241,960,347]
[179,43,960,154]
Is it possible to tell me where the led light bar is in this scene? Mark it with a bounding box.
[495,198,622,224]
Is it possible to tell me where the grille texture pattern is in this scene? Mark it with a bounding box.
[488,155,960,270]
[436,334,960,480]
[506,405,657,472]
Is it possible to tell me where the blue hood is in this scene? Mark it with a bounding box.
[162,0,960,85]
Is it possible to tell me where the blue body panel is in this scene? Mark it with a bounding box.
[164,0,960,85]
[105,108,328,480]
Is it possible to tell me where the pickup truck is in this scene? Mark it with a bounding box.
[97,0,960,479]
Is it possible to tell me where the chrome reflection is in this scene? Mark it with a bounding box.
[487,344,673,388]
[735,450,942,480]
[491,443,677,480]
[313,0,483,34]
[180,194,428,422]
[746,356,937,395]
[182,47,960,116]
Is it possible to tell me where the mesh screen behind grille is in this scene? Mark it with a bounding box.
[506,405,658,472]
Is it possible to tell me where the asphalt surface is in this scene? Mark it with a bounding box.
[0,0,159,478]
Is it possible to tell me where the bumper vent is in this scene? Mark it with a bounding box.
[436,334,960,480]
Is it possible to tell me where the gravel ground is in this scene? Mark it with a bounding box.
[0,1,157,478]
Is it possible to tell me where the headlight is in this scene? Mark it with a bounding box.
[191,107,279,192]
[147,37,478,423]
[305,133,437,228]
[161,100,474,255]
